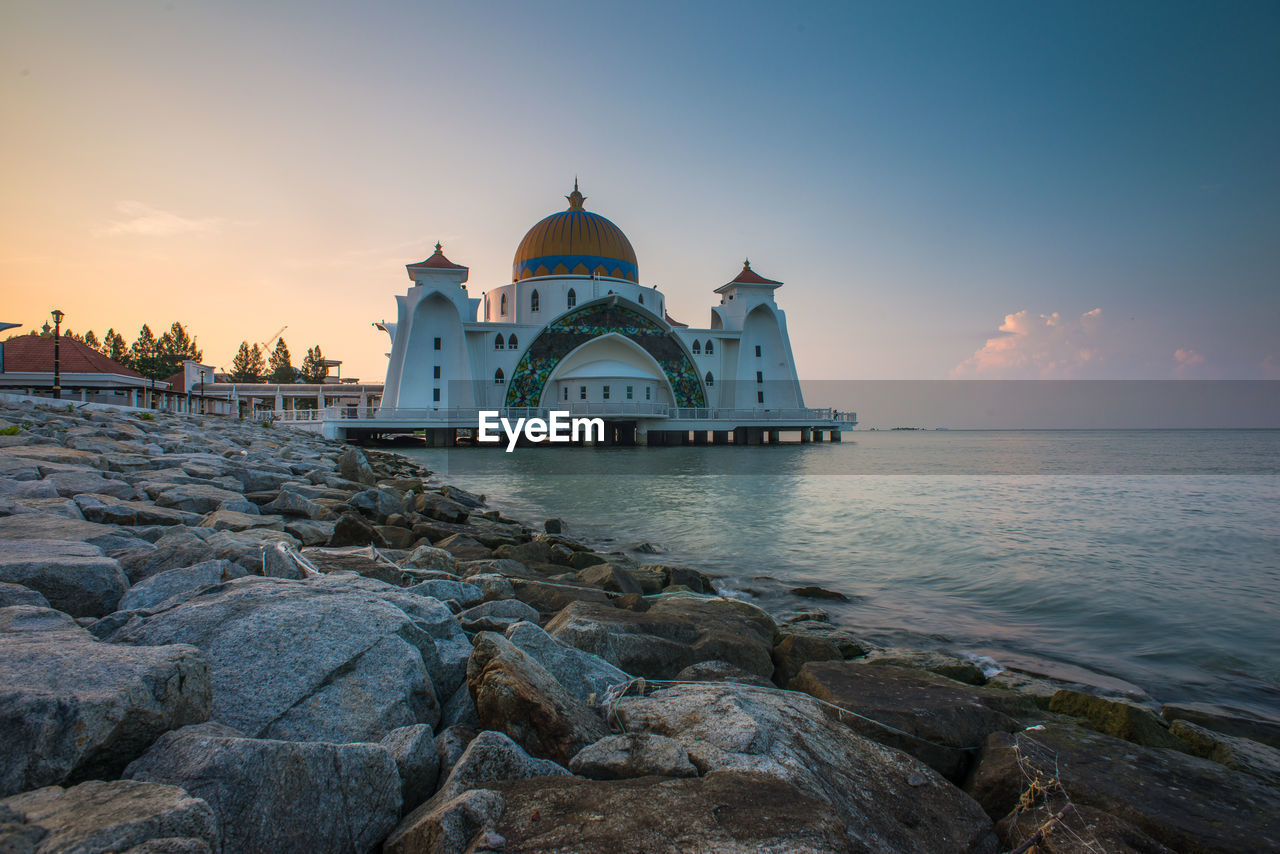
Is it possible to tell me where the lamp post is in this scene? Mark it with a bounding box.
[199,369,208,415]
[51,309,64,400]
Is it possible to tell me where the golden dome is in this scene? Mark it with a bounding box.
[512,182,638,282]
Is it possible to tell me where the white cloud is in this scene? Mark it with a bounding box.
[93,201,225,238]
[952,308,1106,378]
[1172,347,1207,378]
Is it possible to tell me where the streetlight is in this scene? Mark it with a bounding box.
[50,309,64,400]
[199,368,208,415]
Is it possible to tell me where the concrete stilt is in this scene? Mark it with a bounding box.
[830,430,842,443]
[693,431,708,445]
[767,429,780,444]
[713,430,730,445]
[800,428,812,443]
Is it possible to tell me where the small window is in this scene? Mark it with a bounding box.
[508,334,518,349]
[692,340,701,355]
[757,391,765,403]
[580,386,587,400]
[638,293,644,305]
[603,385,610,400]
[531,289,540,312]
[645,386,651,400]
[754,345,761,357]
[705,340,714,355]
[494,368,505,385]
[494,334,504,350]
[705,371,714,387]
[434,337,442,351]
[500,294,508,316]
[432,388,441,402]
[756,371,763,384]
[567,288,576,308]
[626,386,633,399]
[433,366,441,379]
[563,387,568,401]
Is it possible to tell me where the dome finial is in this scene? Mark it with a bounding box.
[743,258,751,269]
[433,242,443,254]
[566,179,586,211]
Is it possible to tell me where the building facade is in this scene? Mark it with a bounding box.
[378,185,820,435]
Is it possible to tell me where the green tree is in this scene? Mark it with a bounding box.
[129,325,166,380]
[268,338,296,383]
[80,330,100,352]
[230,341,266,383]
[103,329,129,364]
[299,346,328,384]
[157,321,202,377]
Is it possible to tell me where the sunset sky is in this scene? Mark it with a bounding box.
[2,1,1277,382]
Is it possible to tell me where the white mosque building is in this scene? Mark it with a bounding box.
[371,183,853,445]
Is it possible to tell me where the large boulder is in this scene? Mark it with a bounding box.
[458,598,540,632]
[154,485,246,515]
[384,730,569,854]
[618,682,998,852]
[117,560,247,613]
[0,606,211,796]
[569,732,698,780]
[0,512,154,557]
[328,512,389,548]
[0,780,219,854]
[466,631,609,765]
[0,539,129,618]
[790,661,1022,780]
[73,493,196,527]
[504,620,630,707]
[338,446,377,486]
[350,488,402,523]
[126,723,400,854]
[105,575,469,743]
[1048,689,1184,750]
[546,595,778,680]
[41,469,138,500]
[118,528,217,584]
[1169,718,1280,784]
[0,581,50,608]
[964,724,1280,854]
[1161,701,1280,749]
[486,771,858,853]
[380,724,440,814]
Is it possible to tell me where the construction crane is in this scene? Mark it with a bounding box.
[260,325,287,351]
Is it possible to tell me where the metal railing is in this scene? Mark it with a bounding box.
[270,403,854,425]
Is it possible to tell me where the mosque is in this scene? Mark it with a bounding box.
[373,183,853,445]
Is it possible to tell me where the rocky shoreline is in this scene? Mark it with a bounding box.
[1,398,1278,853]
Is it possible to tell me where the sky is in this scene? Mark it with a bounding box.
[2,0,1277,384]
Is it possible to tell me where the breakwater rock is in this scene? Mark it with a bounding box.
[0,398,1277,853]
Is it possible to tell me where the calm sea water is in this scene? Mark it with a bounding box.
[396,430,1280,716]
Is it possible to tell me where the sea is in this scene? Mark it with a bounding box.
[395,429,1280,717]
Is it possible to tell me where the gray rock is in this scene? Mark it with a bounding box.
[569,732,698,779]
[864,647,988,685]
[338,446,376,486]
[351,488,402,523]
[106,575,467,743]
[459,598,540,632]
[196,509,282,533]
[118,528,217,584]
[0,581,49,609]
[118,561,246,612]
[283,518,335,545]
[440,679,481,729]
[0,512,154,557]
[0,612,211,795]
[215,498,259,515]
[546,595,778,681]
[263,489,331,520]
[576,562,644,595]
[427,729,568,808]
[435,725,478,781]
[466,631,609,765]
[154,485,246,515]
[0,779,219,854]
[398,544,457,574]
[675,659,774,687]
[467,572,516,602]
[126,724,400,854]
[202,528,299,570]
[383,788,505,854]
[41,469,138,500]
[406,578,483,608]
[380,724,441,813]
[618,682,998,852]
[328,512,389,548]
[504,621,631,707]
[1161,701,1280,749]
[1170,718,1280,785]
[0,539,129,617]
[73,493,196,527]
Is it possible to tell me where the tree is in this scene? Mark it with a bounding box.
[157,321,202,377]
[230,341,266,383]
[81,330,100,352]
[129,325,166,380]
[268,338,296,383]
[103,329,129,364]
[299,346,328,384]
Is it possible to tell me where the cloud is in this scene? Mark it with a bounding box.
[1171,347,1207,378]
[952,308,1106,378]
[93,201,225,238]
[1262,355,1280,380]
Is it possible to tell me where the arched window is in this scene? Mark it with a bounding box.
[705,371,714,387]
[691,340,701,354]
[567,288,576,308]
[508,334,518,349]
[638,293,644,305]
[500,294,508,316]
[531,290,540,312]
[494,368,505,385]
[705,340,714,355]
[494,334,505,350]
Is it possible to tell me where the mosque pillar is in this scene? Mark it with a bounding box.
[712,430,730,445]
[800,428,812,443]
[693,431,708,445]
[830,430,842,443]
[767,429,780,444]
